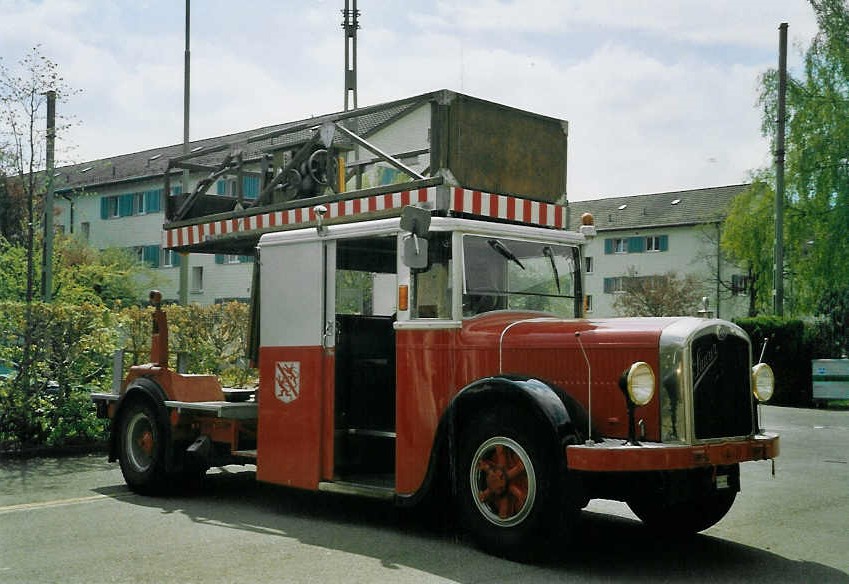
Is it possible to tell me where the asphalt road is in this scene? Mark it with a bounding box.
[1,405,847,583]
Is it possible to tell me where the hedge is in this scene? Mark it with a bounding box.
[0,301,255,452]
[734,317,812,407]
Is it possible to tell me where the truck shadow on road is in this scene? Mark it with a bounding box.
[96,467,848,583]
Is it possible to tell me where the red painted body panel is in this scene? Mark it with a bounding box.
[256,345,327,489]
[395,312,674,495]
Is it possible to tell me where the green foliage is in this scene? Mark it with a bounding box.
[756,0,849,314]
[721,180,775,316]
[0,236,27,300]
[734,317,812,407]
[812,287,849,357]
[0,235,157,306]
[168,302,256,387]
[0,300,257,451]
[0,301,114,450]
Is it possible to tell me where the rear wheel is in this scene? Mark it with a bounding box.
[458,408,561,559]
[118,400,168,494]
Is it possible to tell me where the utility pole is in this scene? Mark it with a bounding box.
[342,0,360,111]
[179,0,191,305]
[41,90,56,302]
[774,23,788,316]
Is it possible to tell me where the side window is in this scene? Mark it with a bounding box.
[411,232,453,319]
[336,236,397,316]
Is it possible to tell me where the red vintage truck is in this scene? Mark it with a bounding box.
[92,92,778,558]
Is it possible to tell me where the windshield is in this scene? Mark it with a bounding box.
[463,235,579,318]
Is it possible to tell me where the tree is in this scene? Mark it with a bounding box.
[613,269,703,317]
[755,0,849,316]
[0,46,78,390]
[720,179,775,316]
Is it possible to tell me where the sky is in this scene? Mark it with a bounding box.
[0,0,820,201]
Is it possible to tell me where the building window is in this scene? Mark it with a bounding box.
[81,222,90,241]
[191,266,204,293]
[605,235,668,254]
[216,176,260,200]
[584,256,594,274]
[604,238,627,254]
[100,189,162,219]
[731,274,750,296]
[584,294,593,312]
[131,245,160,268]
[646,235,669,252]
[215,254,254,265]
[603,277,625,293]
[161,249,181,268]
[134,192,147,215]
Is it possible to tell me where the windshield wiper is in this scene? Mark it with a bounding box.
[487,239,525,270]
[543,246,561,293]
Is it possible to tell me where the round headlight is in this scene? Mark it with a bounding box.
[752,363,774,402]
[626,362,656,406]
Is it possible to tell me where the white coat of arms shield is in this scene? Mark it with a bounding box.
[274,361,301,404]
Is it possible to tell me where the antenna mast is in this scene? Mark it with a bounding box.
[342,0,360,111]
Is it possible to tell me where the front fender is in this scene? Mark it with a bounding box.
[396,375,590,507]
[449,375,589,449]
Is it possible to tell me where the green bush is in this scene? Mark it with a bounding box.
[0,300,256,452]
[734,316,812,407]
[0,301,116,450]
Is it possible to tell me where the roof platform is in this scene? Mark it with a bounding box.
[160,90,569,255]
[162,180,570,255]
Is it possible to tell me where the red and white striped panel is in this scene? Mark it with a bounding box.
[450,187,566,229]
[163,187,438,249]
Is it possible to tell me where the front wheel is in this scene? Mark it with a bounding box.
[628,490,737,535]
[458,408,561,559]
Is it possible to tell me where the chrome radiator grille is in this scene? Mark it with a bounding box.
[691,332,753,440]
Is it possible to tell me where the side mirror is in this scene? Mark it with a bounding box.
[400,205,432,269]
[403,236,429,269]
[400,205,431,236]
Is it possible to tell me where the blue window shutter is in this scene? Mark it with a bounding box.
[119,194,134,217]
[243,176,259,199]
[142,245,160,268]
[171,184,182,195]
[628,237,645,253]
[145,189,162,212]
[100,197,109,219]
[216,180,226,196]
[172,252,181,267]
[659,235,669,251]
[215,254,225,264]
[604,239,613,255]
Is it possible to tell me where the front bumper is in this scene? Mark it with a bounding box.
[566,432,779,472]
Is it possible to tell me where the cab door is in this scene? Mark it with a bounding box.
[256,238,335,489]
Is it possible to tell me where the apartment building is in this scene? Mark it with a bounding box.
[569,184,751,319]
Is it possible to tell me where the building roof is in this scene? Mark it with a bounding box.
[54,91,434,194]
[568,183,749,232]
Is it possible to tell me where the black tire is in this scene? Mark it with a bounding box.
[457,407,560,559]
[628,489,737,535]
[118,399,169,495]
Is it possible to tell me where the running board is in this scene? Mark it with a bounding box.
[318,481,395,500]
